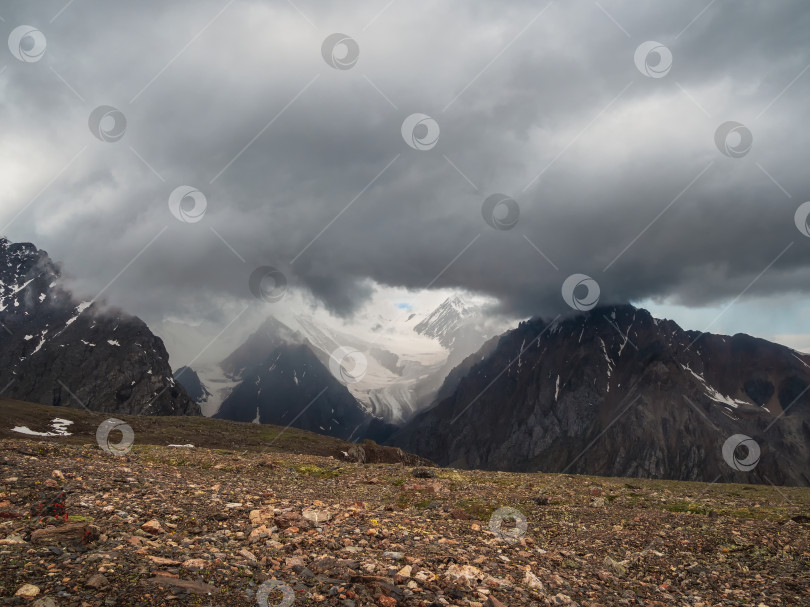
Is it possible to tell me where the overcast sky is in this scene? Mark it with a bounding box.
[1,0,809,365]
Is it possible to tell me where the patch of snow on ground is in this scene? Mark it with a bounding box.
[12,417,74,437]
[599,338,613,378]
[680,363,748,408]
[29,331,49,357]
[617,314,634,357]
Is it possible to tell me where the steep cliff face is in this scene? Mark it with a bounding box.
[0,238,198,416]
[173,366,212,404]
[391,305,810,486]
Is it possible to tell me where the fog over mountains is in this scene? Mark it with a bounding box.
[2,1,810,491]
[3,236,809,484]
[177,294,504,438]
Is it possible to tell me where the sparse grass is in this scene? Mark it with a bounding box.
[717,505,797,521]
[455,498,498,520]
[661,500,798,522]
[295,464,342,479]
[664,501,712,516]
[0,397,363,459]
[1,424,810,607]
[438,470,470,483]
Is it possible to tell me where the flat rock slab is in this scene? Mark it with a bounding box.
[30,523,99,545]
[148,576,220,595]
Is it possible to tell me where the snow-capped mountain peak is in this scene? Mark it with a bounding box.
[413,295,477,348]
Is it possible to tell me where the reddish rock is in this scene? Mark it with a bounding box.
[141,519,164,534]
[275,511,306,529]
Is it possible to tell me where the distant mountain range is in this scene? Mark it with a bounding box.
[0,238,198,416]
[175,297,810,485]
[5,236,808,485]
[390,305,810,486]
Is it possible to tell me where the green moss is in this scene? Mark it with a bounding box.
[455,498,497,520]
[664,501,711,515]
[395,494,411,508]
[295,464,342,478]
[438,470,470,483]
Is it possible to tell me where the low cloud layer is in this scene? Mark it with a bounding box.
[2,0,809,338]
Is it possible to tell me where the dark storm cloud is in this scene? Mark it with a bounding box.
[2,0,810,326]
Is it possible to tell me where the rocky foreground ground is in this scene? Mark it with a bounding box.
[1,436,809,607]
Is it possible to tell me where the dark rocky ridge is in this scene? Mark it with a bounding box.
[391,304,810,486]
[219,316,300,379]
[0,237,198,416]
[214,343,377,441]
[173,366,211,403]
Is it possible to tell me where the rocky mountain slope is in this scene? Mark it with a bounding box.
[391,304,810,486]
[213,343,378,441]
[1,406,808,606]
[172,367,211,404]
[0,238,198,416]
